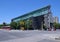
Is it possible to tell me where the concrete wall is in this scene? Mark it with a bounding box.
[44,13,53,28]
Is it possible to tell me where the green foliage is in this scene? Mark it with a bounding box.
[0,24,3,28]
[0,22,10,29]
[26,19,33,30]
[3,22,6,26]
[20,20,25,27]
[17,22,21,29]
[53,22,60,29]
[10,22,17,29]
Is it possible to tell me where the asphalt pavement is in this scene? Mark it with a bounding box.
[0,30,60,42]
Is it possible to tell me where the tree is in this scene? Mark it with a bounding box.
[3,22,6,26]
[26,19,33,30]
[20,20,25,27]
[53,22,60,29]
[19,20,25,30]
[17,22,21,30]
[0,24,3,28]
[10,22,17,29]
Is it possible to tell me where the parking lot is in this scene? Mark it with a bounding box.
[0,30,60,42]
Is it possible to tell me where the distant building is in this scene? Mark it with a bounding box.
[11,5,53,30]
[53,17,59,23]
[1,26,11,30]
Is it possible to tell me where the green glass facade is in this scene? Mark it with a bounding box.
[12,5,50,22]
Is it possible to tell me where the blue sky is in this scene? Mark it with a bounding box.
[0,0,60,24]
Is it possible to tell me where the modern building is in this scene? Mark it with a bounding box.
[53,17,59,23]
[11,5,53,30]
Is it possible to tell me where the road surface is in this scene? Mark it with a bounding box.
[0,30,60,42]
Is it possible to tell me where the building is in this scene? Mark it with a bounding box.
[53,17,59,23]
[1,26,11,30]
[11,5,53,30]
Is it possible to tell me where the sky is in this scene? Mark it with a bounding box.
[0,0,60,24]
